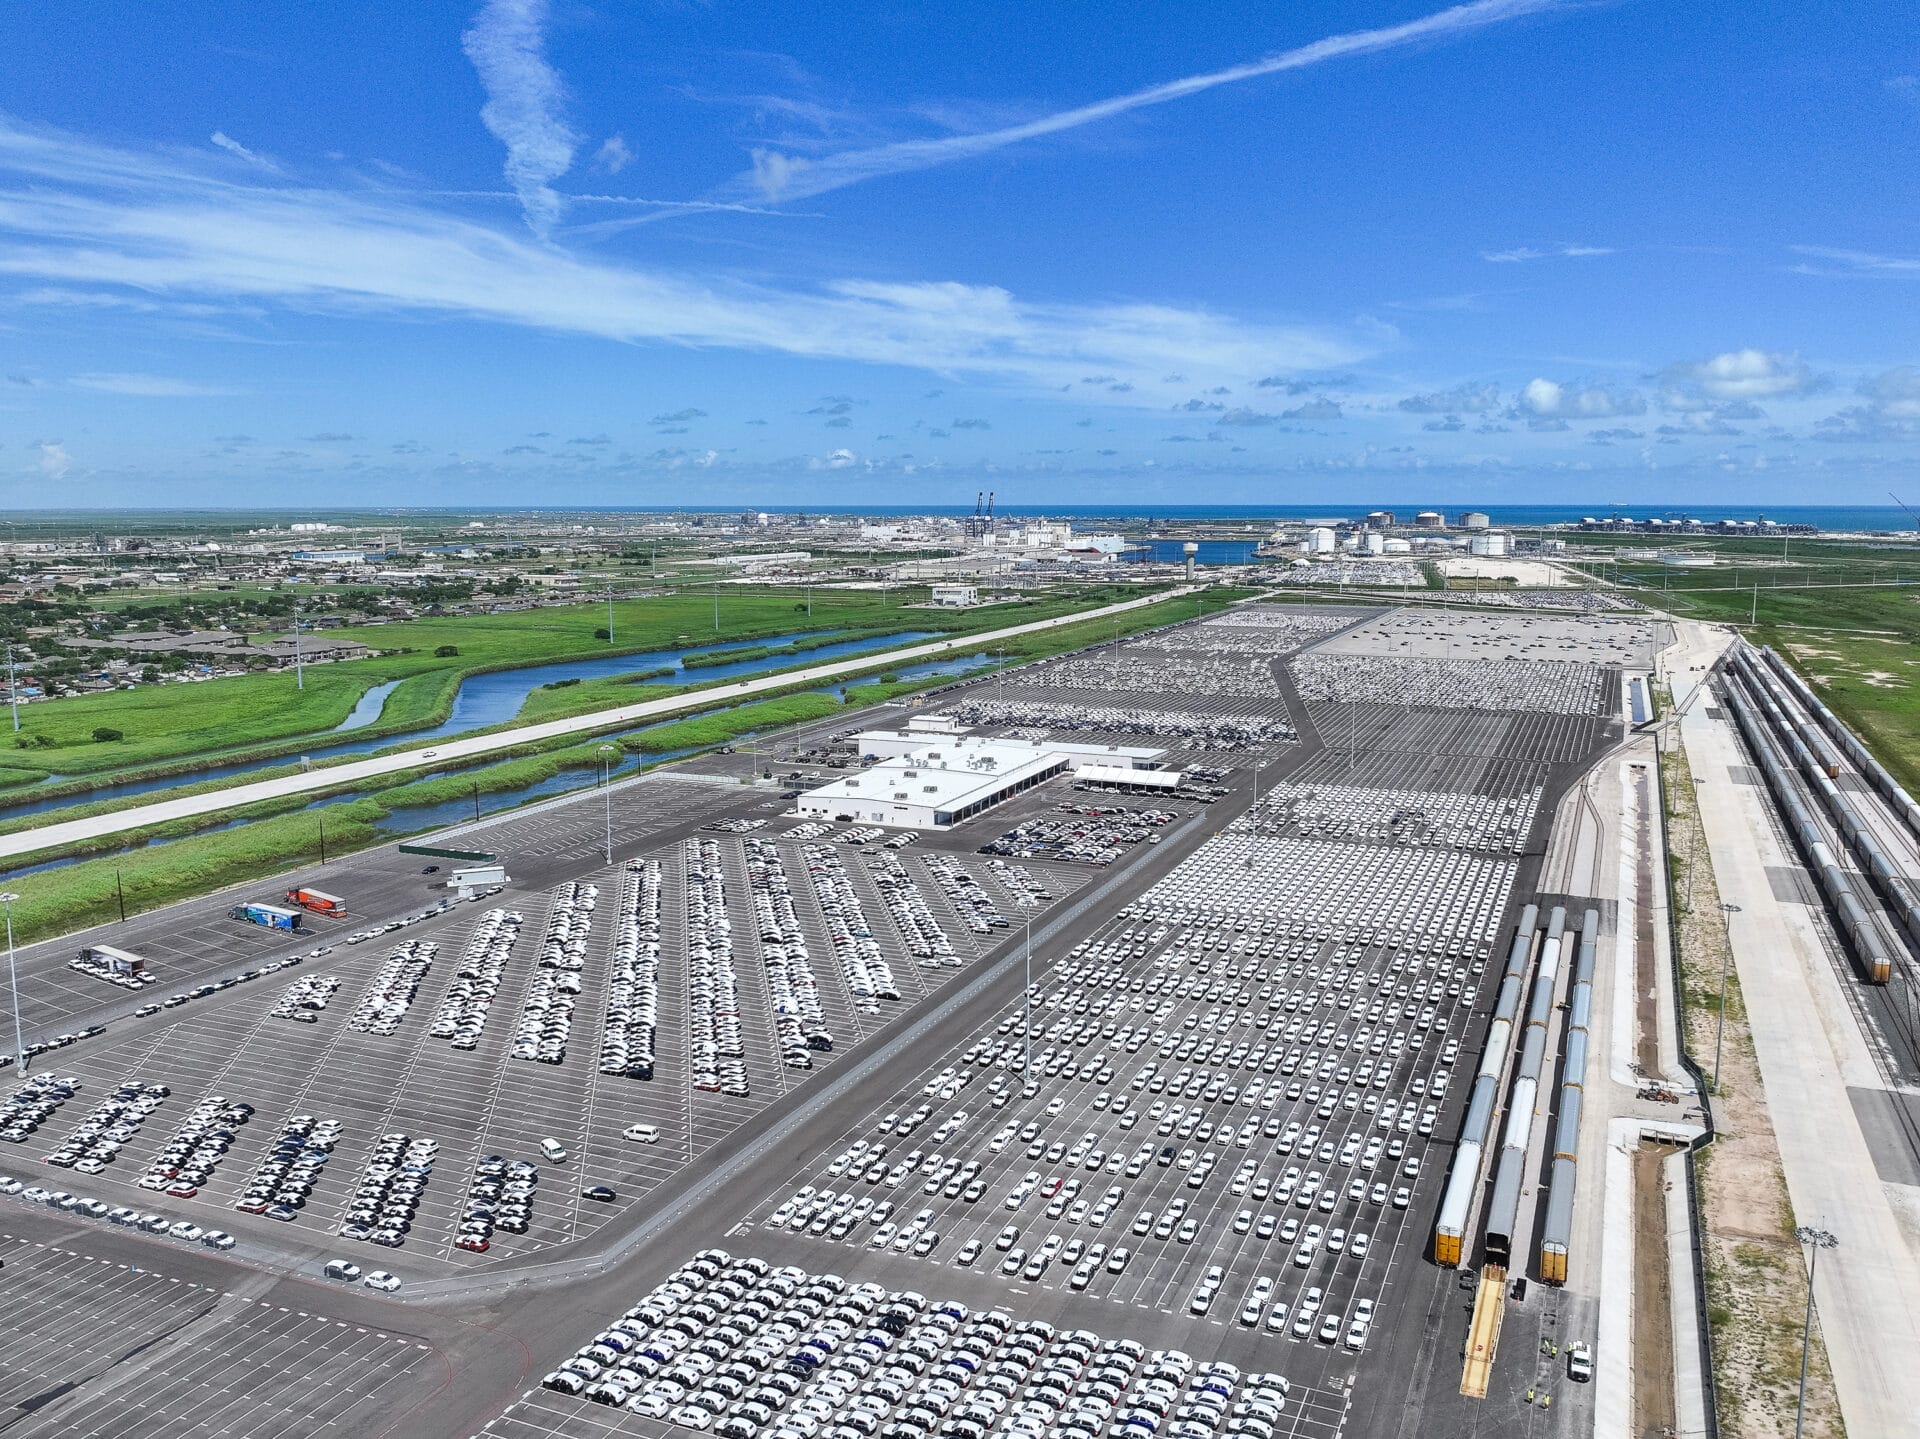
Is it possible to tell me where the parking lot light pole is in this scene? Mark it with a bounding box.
[598,744,620,866]
[1,892,24,1077]
[1713,902,1741,1091]
[1245,754,1261,870]
[1793,1226,1838,1439]
[1023,914,1033,1088]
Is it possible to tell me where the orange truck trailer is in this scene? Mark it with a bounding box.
[285,887,345,917]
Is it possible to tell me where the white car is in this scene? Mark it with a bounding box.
[1568,1342,1593,1382]
[363,1271,402,1292]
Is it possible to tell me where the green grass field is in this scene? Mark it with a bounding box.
[0,584,1221,942]
[5,583,1151,779]
[1590,542,1920,802]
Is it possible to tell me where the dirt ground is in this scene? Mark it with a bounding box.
[1634,1146,1679,1439]
[1662,744,1846,1438]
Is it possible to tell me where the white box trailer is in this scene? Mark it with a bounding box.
[448,864,507,889]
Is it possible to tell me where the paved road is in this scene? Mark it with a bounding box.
[1673,618,1920,1439]
[0,587,1201,864]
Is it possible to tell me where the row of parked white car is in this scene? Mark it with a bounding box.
[270,973,341,1024]
[136,1091,252,1198]
[513,885,597,1065]
[687,840,750,1097]
[538,1248,1297,1439]
[803,846,902,1006]
[68,952,159,989]
[0,1173,236,1250]
[601,860,663,1080]
[746,839,834,1069]
[429,907,525,1049]
[866,852,961,968]
[924,855,1013,938]
[1,1073,80,1144]
[347,940,437,1037]
[44,1077,167,1174]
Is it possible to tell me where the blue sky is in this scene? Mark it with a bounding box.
[1,0,1917,509]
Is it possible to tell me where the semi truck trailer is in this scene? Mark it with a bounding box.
[230,902,303,930]
[285,887,345,916]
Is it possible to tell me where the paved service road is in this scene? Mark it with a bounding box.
[0,588,1200,864]
[1675,620,1920,1439]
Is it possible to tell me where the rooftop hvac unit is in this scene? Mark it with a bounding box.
[924,786,939,793]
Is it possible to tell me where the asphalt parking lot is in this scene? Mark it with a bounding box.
[732,847,1495,1396]
[0,603,1632,1439]
[0,1229,437,1438]
[0,825,1102,1279]
[4,774,748,1043]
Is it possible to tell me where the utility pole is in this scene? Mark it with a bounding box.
[472,782,481,822]
[1,892,23,1077]
[317,817,327,865]
[606,585,616,643]
[1792,1226,1838,1439]
[4,641,18,731]
[1713,901,1741,1090]
[292,614,305,691]
[713,582,720,634]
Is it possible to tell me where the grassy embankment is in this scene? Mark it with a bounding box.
[0,586,1014,780]
[0,588,1161,841]
[0,588,1233,943]
[0,584,1147,808]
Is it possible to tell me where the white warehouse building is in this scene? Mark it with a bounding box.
[802,729,1167,829]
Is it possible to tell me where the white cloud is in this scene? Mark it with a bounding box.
[593,134,633,174]
[1815,367,1920,441]
[35,440,71,478]
[1514,377,1645,419]
[1788,245,1920,278]
[1481,243,1613,263]
[1397,381,1500,414]
[209,131,276,170]
[733,0,1566,202]
[809,447,859,469]
[0,119,1368,398]
[71,371,237,397]
[462,0,580,237]
[1665,348,1816,403]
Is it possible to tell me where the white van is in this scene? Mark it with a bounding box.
[540,1138,569,1163]
[622,1124,660,1145]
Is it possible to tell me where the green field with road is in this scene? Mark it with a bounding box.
[2,582,1150,783]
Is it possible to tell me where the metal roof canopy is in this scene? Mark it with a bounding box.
[1075,765,1183,789]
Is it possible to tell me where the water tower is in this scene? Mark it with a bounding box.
[1183,541,1199,580]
